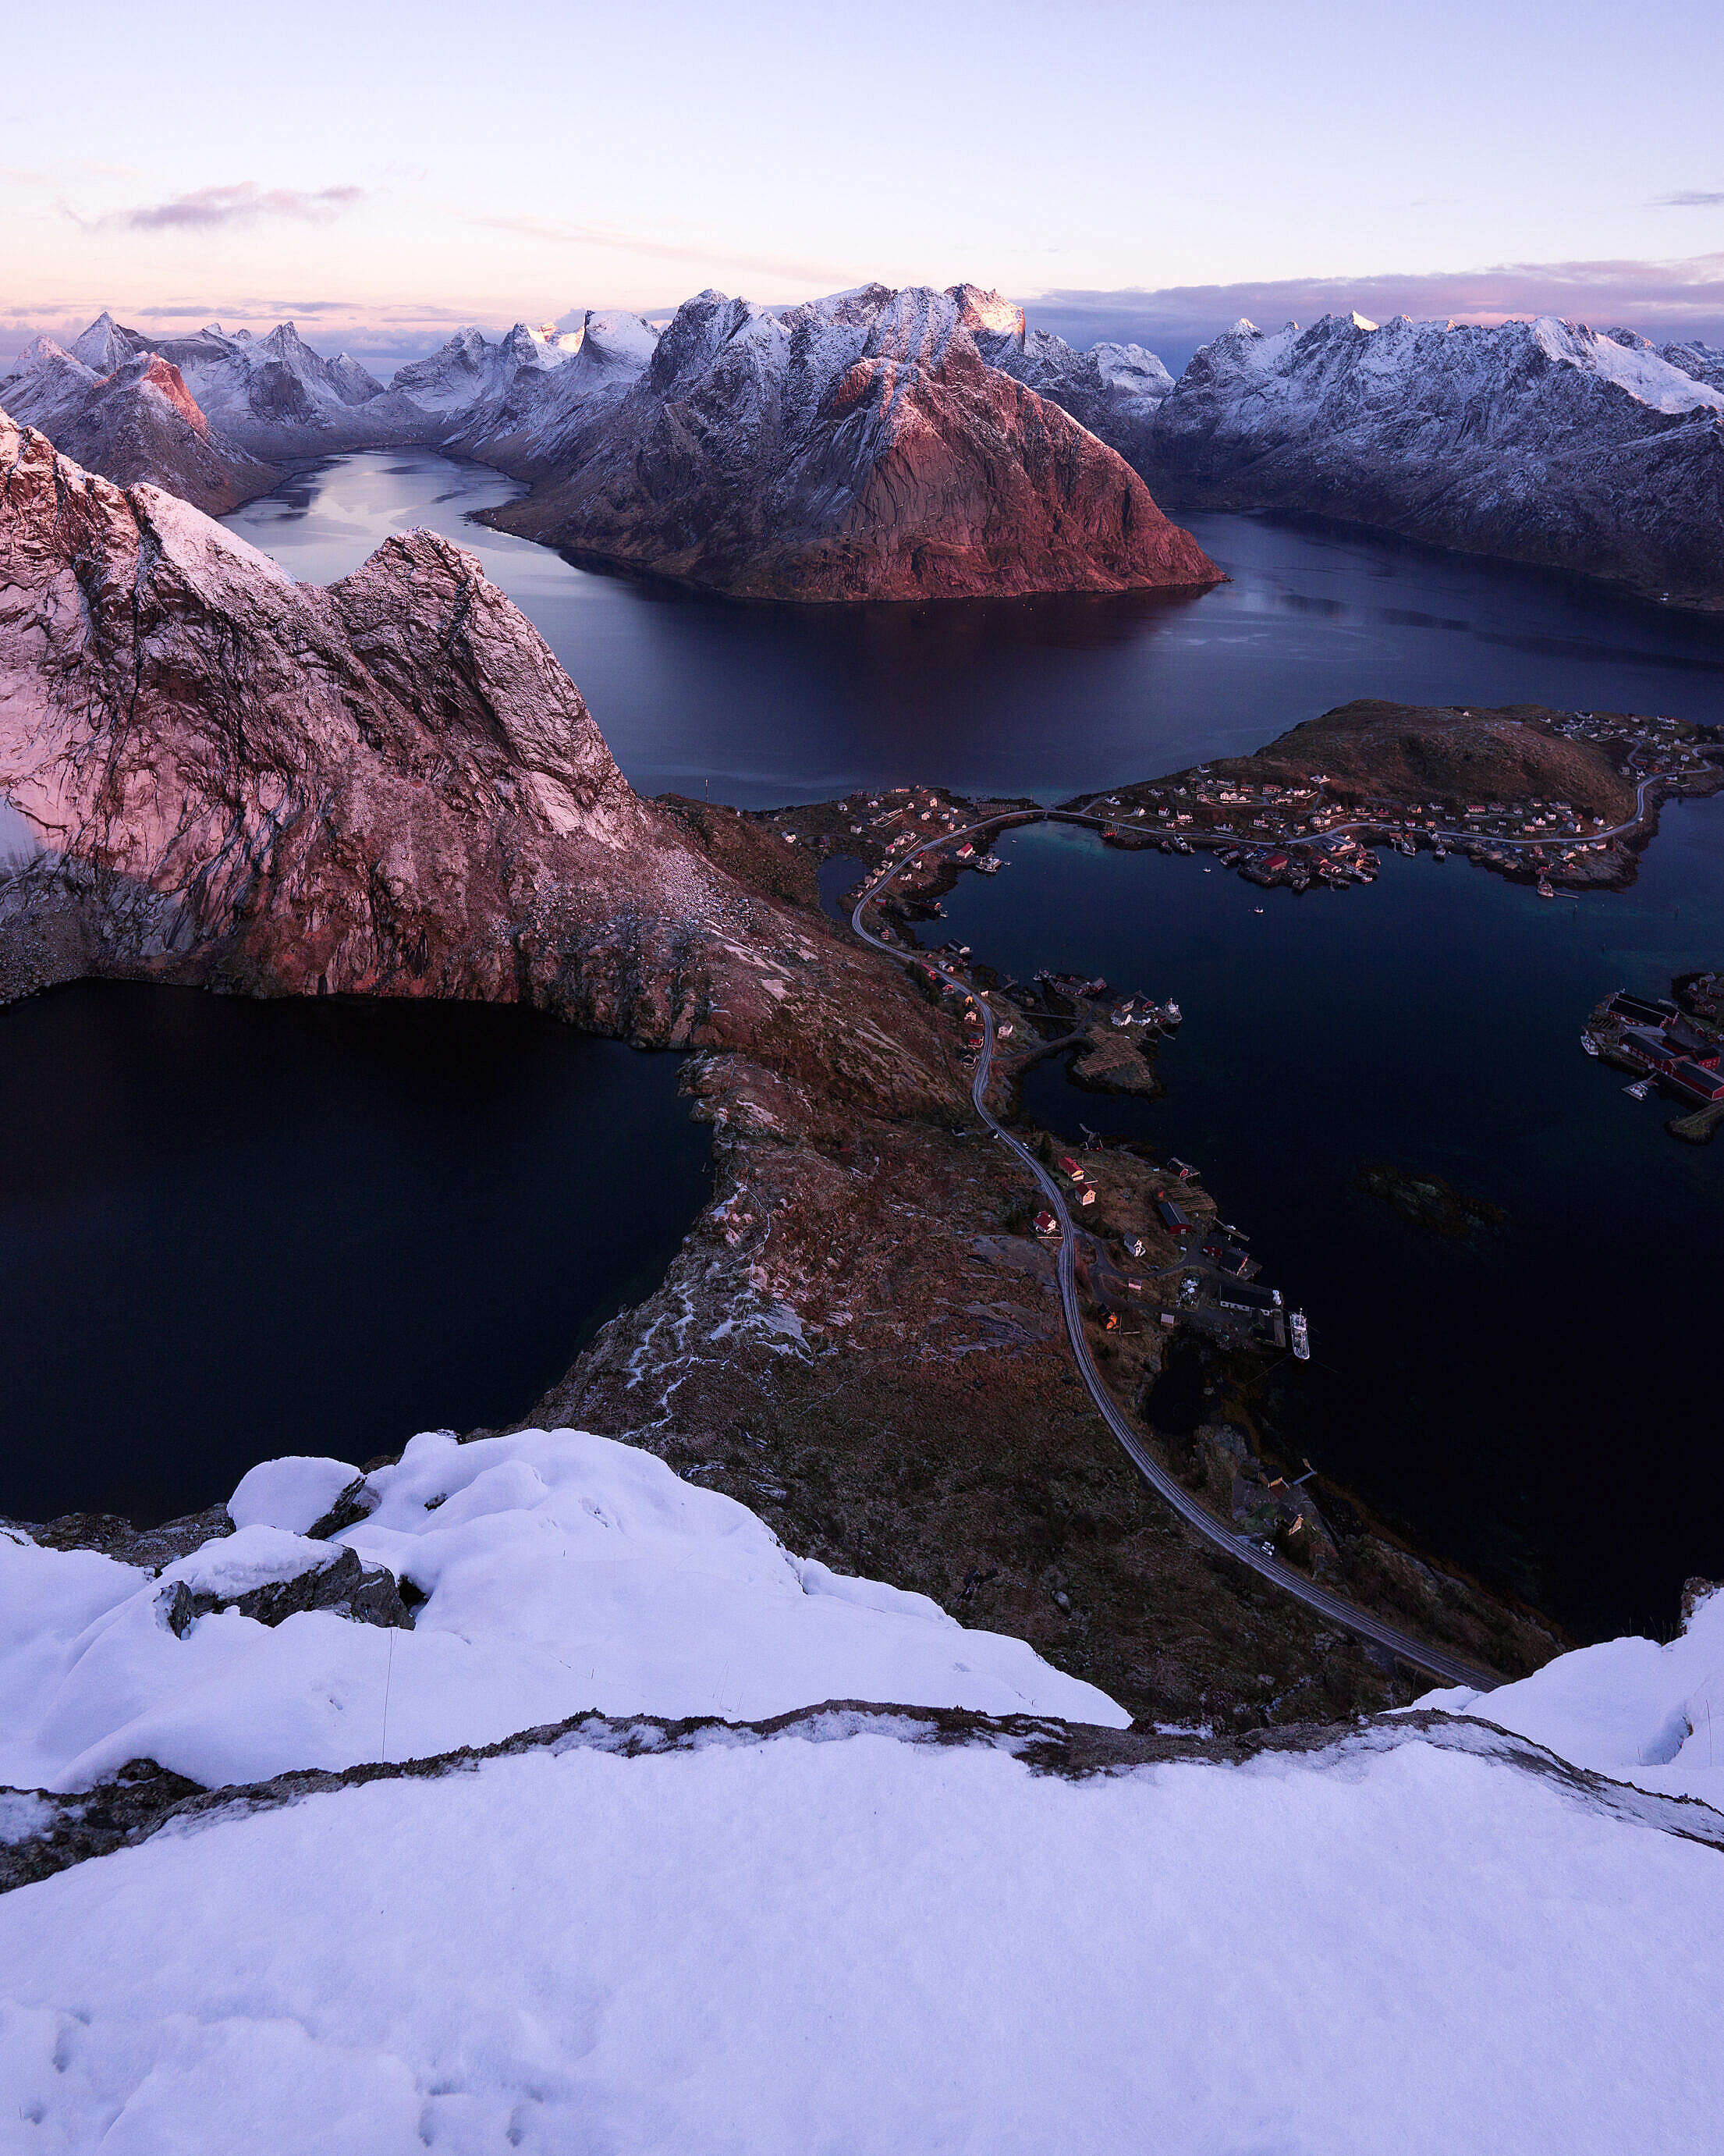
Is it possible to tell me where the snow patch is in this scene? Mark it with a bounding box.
[0,1428,1126,1792]
[1424,1579,1724,1806]
[229,1454,359,1535]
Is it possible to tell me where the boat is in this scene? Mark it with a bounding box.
[1580,1034,1600,1057]
[1289,1311,1310,1362]
[1538,879,1555,899]
[1623,1078,1652,1099]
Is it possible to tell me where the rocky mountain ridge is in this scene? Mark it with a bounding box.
[14,291,1724,602]
[2,289,1219,600]
[477,282,1219,598]
[0,413,957,1129]
[1137,310,1724,606]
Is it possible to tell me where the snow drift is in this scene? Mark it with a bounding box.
[2,1426,1721,2151]
[0,1426,1126,1792]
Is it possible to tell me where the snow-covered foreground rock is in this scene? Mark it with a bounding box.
[2,1705,1721,2151]
[2,1429,1722,2151]
[1422,1575,1724,1809]
[0,1429,1126,1792]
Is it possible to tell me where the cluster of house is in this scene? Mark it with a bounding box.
[1601,991,1724,1105]
[837,790,1003,875]
[1030,1152,1291,1349]
[1550,710,1711,771]
[1109,993,1182,1029]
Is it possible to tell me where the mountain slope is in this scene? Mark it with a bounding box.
[0,411,722,1019]
[0,343,278,513]
[955,283,1173,471]
[1140,311,1724,605]
[486,282,1220,599]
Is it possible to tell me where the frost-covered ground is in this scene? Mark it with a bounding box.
[3,1430,1721,2152]
[0,1430,1124,1792]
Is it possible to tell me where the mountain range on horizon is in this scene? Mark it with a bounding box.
[6,280,1724,606]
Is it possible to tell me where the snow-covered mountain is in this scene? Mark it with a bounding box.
[0,339,278,513]
[16,294,1724,606]
[2,311,427,468]
[391,321,580,423]
[427,310,661,468]
[2,1427,1719,2150]
[483,281,1219,598]
[1140,311,1724,605]
[955,283,1175,469]
[1664,336,1724,391]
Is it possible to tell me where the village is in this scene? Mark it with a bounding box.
[1584,969,1724,1141]
[747,705,1722,922]
[1085,709,1720,895]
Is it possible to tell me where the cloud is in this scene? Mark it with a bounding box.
[1024,253,1724,364]
[1655,190,1724,208]
[68,183,367,233]
[470,212,854,292]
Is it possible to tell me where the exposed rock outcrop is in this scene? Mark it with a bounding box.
[1140,312,1724,606]
[8,1701,1715,1901]
[2,1504,233,1570]
[158,1544,413,1636]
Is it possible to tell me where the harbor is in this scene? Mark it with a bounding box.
[1583,970,1724,1139]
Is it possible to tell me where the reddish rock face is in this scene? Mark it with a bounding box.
[749,337,1218,601]
[130,356,208,434]
[0,361,275,517]
[0,418,962,1116]
[488,286,1222,601]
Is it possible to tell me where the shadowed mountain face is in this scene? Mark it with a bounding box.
[1137,314,1724,608]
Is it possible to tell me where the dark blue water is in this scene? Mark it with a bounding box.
[224,452,1724,805]
[935,806,1724,1639]
[0,988,710,1526]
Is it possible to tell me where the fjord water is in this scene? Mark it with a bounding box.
[937,808,1724,1643]
[1,989,709,1527]
[216,452,1722,1636]
[223,450,1724,804]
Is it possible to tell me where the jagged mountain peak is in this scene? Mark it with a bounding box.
[69,311,147,375]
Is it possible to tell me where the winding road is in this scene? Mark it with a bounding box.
[848,793,1670,1694]
[844,761,1694,1685]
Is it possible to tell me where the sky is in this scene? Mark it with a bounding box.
[5,0,1724,375]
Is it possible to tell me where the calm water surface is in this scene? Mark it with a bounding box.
[937,806,1724,1641]
[11,450,1715,1630]
[1,989,709,1526]
[225,449,1724,804]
